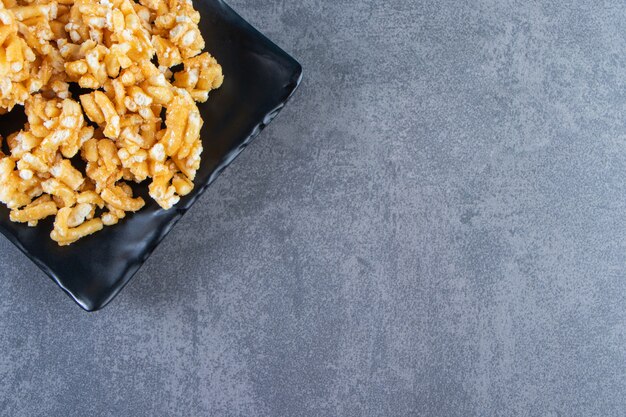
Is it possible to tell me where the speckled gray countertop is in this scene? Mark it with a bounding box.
[2,1,626,415]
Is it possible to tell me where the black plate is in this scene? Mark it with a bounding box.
[0,0,302,311]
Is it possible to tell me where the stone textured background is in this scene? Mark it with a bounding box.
[2,0,626,415]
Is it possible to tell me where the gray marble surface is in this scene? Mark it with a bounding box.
[2,0,626,415]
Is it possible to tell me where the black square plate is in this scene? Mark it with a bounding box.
[0,0,302,311]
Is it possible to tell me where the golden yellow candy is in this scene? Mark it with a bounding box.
[0,0,223,245]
